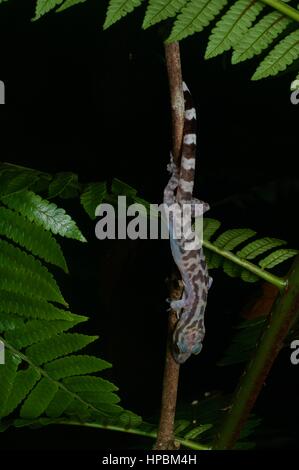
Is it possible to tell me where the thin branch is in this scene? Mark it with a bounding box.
[154,42,184,451]
[213,254,299,449]
[260,0,299,23]
[203,240,287,290]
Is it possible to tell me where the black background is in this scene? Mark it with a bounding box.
[0,0,299,451]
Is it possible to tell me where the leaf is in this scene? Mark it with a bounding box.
[143,0,187,29]
[45,389,74,417]
[259,248,298,269]
[236,237,287,260]
[44,355,112,379]
[104,0,145,29]
[20,378,59,419]
[0,290,87,323]
[63,375,118,392]
[0,350,22,417]
[203,218,221,241]
[0,239,66,306]
[167,0,228,43]
[33,0,64,20]
[1,190,86,242]
[5,320,79,349]
[205,0,265,59]
[252,28,299,80]
[26,333,98,365]
[0,207,68,272]
[80,182,107,219]
[57,0,87,13]
[0,168,40,197]
[3,368,41,417]
[232,10,291,64]
[48,172,79,199]
[0,313,25,332]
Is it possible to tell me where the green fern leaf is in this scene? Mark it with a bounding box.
[0,239,66,306]
[167,0,228,43]
[57,0,87,13]
[5,320,79,349]
[236,237,286,259]
[0,313,24,332]
[252,28,299,80]
[214,228,256,251]
[78,391,120,405]
[0,290,87,322]
[205,0,265,59]
[232,11,291,64]
[26,333,98,365]
[0,351,21,417]
[48,172,79,199]
[209,228,256,268]
[0,264,64,305]
[103,0,145,30]
[80,182,107,219]
[0,207,68,272]
[33,0,64,20]
[203,218,221,241]
[1,191,86,242]
[259,248,298,269]
[0,167,40,197]
[63,375,118,392]
[20,378,59,419]
[3,367,41,417]
[44,355,112,379]
[222,259,242,278]
[143,0,187,29]
[45,389,74,417]
[240,269,259,282]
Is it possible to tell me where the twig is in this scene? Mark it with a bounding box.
[153,42,184,451]
[213,255,299,449]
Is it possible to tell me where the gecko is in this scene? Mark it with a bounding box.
[163,81,212,364]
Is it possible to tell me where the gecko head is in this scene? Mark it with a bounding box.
[172,320,204,364]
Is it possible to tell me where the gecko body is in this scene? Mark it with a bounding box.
[164,82,211,364]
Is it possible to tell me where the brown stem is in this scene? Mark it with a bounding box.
[154,42,184,451]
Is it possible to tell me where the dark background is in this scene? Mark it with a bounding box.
[0,0,299,451]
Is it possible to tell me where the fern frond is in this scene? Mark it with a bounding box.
[0,239,66,306]
[48,172,79,199]
[20,377,59,419]
[205,0,265,59]
[26,333,98,365]
[103,0,145,30]
[0,290,87,322]
[236,237,287,259]
[167,0,228,43]
[0,165,41,197]
[63,375,118,392]
[202,219,296,285]
[1,190,86,242]
[33,0,64,20]
[81,182,107,219]
[259,248,299,268]
[5,320,79,349]
[57,0,87,13]
[232,10,291,64]
[3,367,41,418]
[44,355,111,379]
[0,351,22,417]
[252,28,299,79]
[0,313,25,332]
[143,0,187,29]
[0,207,68,272]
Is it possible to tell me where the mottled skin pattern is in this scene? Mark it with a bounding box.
[164,82,212,364]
